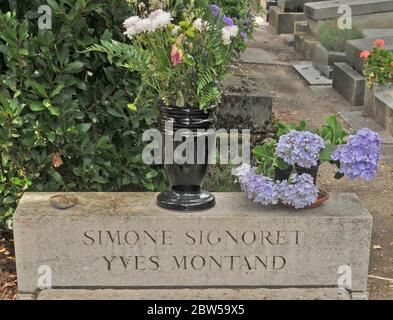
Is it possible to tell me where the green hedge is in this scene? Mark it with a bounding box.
[0,0,166,228]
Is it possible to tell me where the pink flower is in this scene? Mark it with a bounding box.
[374,39,385,47]
[360,50,370,59]
[390,61,393,67]
[171,44,183,67]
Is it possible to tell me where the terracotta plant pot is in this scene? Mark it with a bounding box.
[278,189,329,210]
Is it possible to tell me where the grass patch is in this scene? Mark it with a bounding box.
[318,20,363,52]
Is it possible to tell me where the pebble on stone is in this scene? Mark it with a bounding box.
[49,195,78,210]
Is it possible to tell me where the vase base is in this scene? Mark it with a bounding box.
[157,190,216,211]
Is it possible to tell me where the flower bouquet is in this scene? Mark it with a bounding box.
[235,116,382,209]
[88,1,244,211]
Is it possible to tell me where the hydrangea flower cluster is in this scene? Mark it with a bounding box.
[331,128,381,181]
[235,165,318,209]
[123,9,172,39]
[238,169,279,206]
[277,174,319,209]
[276,130,325,168]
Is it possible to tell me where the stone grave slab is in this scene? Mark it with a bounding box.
[305,0,393,21]
[240,47,287,65]
[294,63,333,85]
[278,0,330,12]
[362,29,393,39]
[36,288,352,300]
[333,62,365,105]
[14,192,372,299]
[313,42,346,78]
[381,144,393,168]
[294,32,319,60]
[369,85,393,136]
[269,6,306,34]
[346,37,393,74]
[220,75,273,132]
[339,110,393,144]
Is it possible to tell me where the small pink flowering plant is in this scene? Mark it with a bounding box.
[361,39,393,87]
[88,1,242,111]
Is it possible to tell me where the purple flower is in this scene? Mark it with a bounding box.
[240,31,248,40]
[239,170,279,205]
[331,128,381,181]
[278,174,319,209]
[223,15,234,26]
[210,4,220,17]
[276,130,325,168]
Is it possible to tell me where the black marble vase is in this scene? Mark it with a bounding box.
[157,106,217,211]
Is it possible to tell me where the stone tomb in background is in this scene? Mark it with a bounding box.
[14,192,372,300]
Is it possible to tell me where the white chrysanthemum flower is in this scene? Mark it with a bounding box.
[123,16,141,29]
[222,25,239,45]
[193,18,208,32]
[135,18,153,34]
[149,9,172,31]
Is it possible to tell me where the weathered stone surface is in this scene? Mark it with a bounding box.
[305,0,393,20]
[49,195,78,210]
[313,42,346,78]
[220,75,272,132]
[346,37,393,74]
[16,293,36,300]
[294,32,319,60]
[313,43,346,66]
[14,192,372,294]
[240,47,287,66]
[333,62,365,105]
[269,6,306,34]
[37,288,353,300]
[366,85,393,135]
[279,0,330,12]
[362,28,393,39]
[294,63,333,85]
[309,85,349,99]
[339,110,393,144]
[294,20,309,34]
[280,34,295,46]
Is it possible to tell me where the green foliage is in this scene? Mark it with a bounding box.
[318,20,363,52]
[276,120,308,137]
[316,115,347,163]
[252,116,348,178]
[0,1,166,228]
[364,46,393,87]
